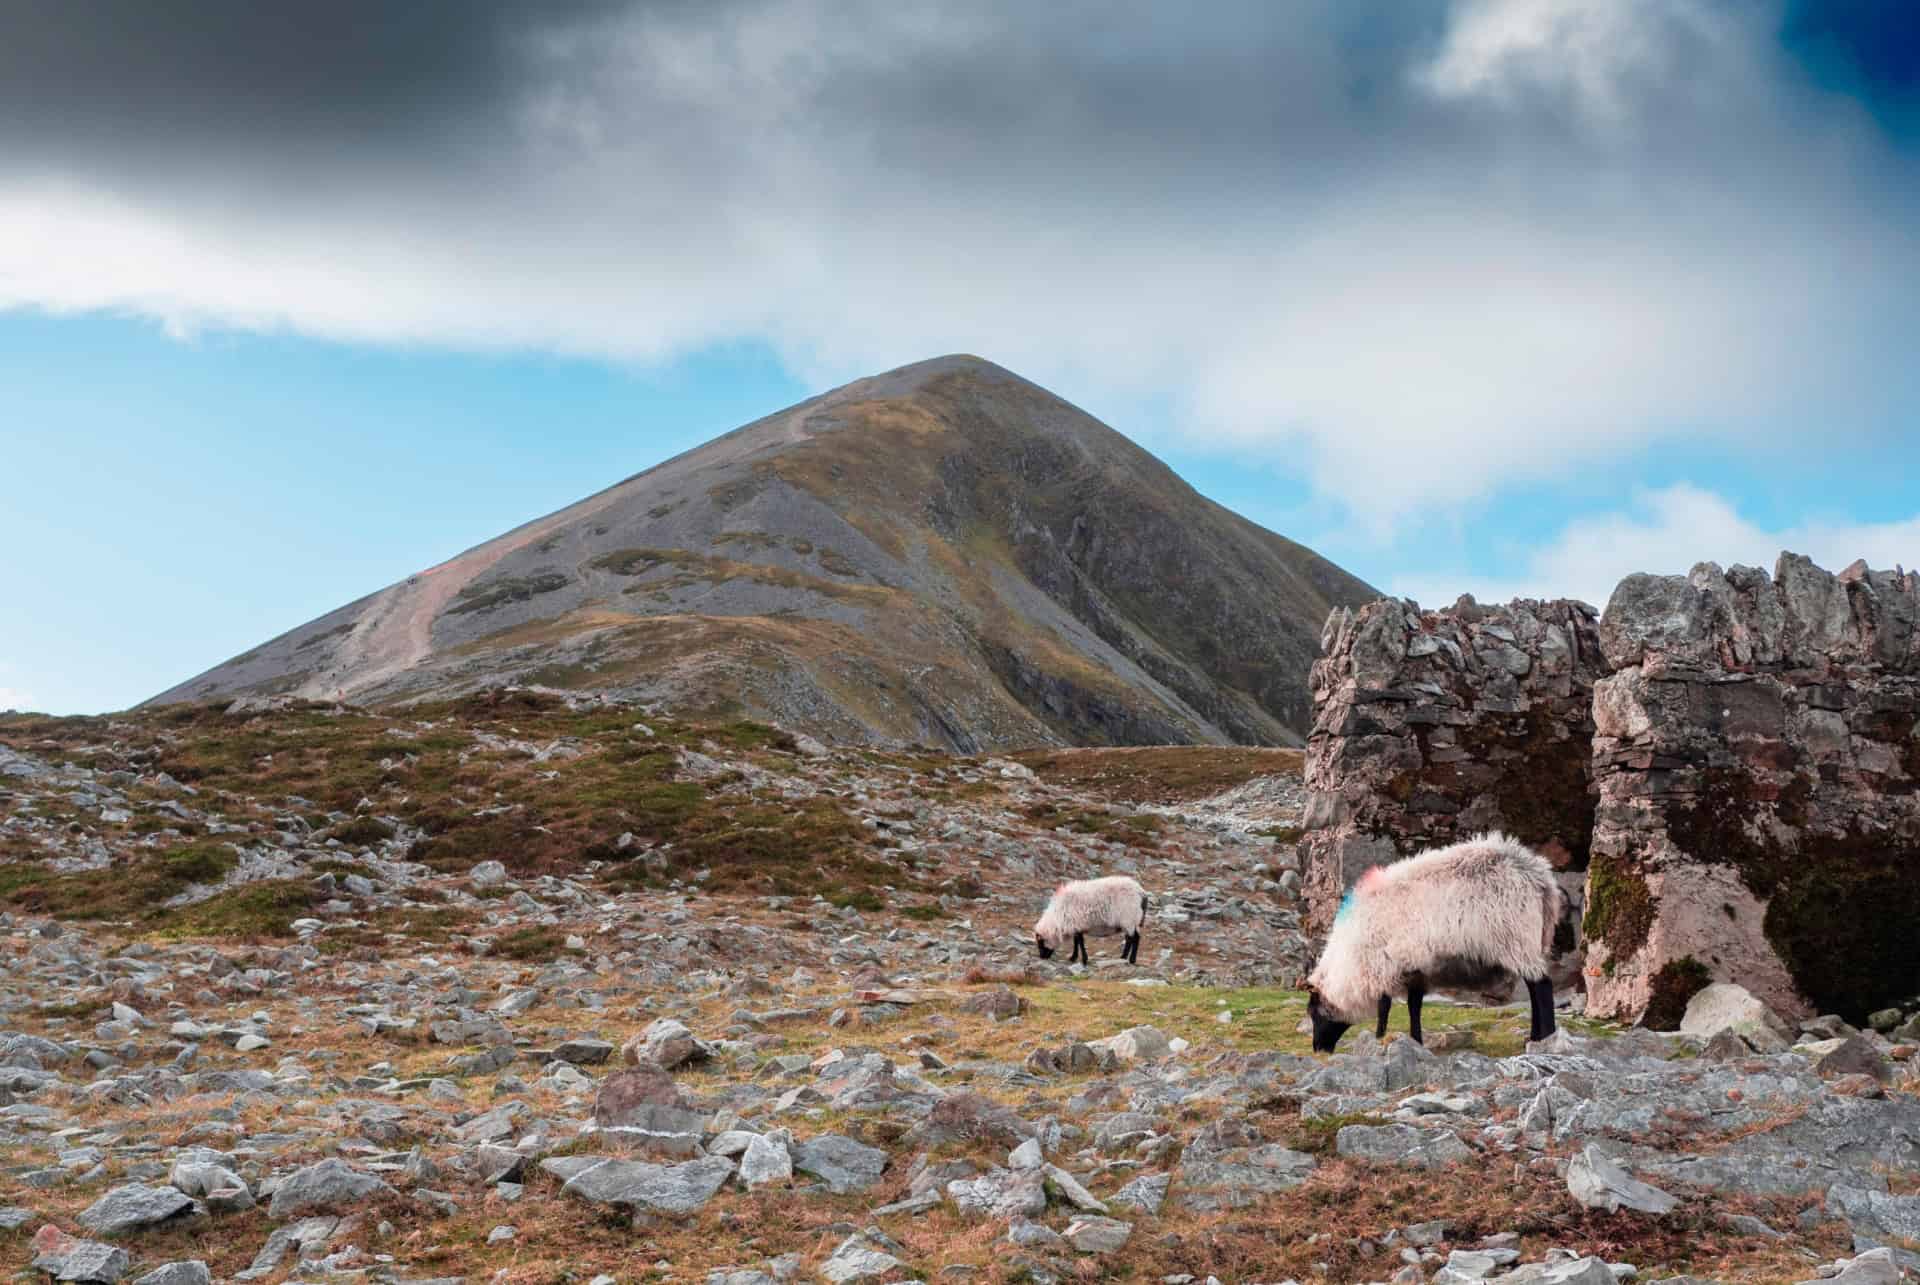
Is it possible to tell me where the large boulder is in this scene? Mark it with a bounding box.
[622,1018,712,1071]
[77,1184,198,1236]
[31,1229,130,1284]
[549,1155,735,1216]
[1087,1026,1171,1062]
[1681,985,1795,1052]
[266,1159,391,1218]
[594,1067,689,1123]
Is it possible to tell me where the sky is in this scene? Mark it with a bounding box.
[3,0,1919,715]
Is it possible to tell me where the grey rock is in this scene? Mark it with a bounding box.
[623,1017,712,1070]
[556,1155,736,1215]
[1681,985,1794,1052]
[1109,1171,1170,1215]
[1007,1218,1064,1248]
[77,1183,198,1236]
[1825,1184,1920,1247]
[131,1264,212,1285]
[1180,1143,1316,1211]
[1567,1145,1679,1215]
[1812,1035,1893,1083]
[818,1235,902,1283]
[33,1238,131,1284]
[947,1168,1047,1219]
[1043,1164,1107,1213]
[737,1133,793,1188]
[600,1103,706,1158]
[1797,1248,1906,1285]
[1335,1124,1473,1169]
[792,1135,887,1194]
[1064,1215,1133,1252]
[1501,1260,1618,1285]
[267,1158,392,1218]
[1088,1025,1171,1062]
[553,1038,615,1066]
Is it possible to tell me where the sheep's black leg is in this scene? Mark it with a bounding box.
[1406,979,1425,1046]
[1124,931,1140,964]
[1375,994,1392,1039]
[1527,976,1556,1041]
[1072,932,1086,965]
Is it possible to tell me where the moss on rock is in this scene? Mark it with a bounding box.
[1641,956,1711,1030]
[1583,852,1656,966]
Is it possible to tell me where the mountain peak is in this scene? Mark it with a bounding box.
[148,359,1377,749]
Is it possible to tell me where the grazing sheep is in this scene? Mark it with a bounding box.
[1034,875,1149,965]
[1306,832,1562,1053]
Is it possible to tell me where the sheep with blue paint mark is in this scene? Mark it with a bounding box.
[1306,832,1562,1052]
[1034,875,1148,966]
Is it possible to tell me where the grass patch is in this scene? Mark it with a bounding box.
[159,879,322,939]
[1021,799,1163,848]
[1283,1112,1390,1155]
[492,926,579,961]
[0,842,238,921]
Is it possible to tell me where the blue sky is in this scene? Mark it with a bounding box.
[3,0,1919,714]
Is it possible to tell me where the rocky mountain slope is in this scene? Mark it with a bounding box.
[145,356,1376,749]
[2,697,1916,1284]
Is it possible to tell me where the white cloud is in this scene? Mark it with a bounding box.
[0,0,1914,528]
[1386,484,1920,610]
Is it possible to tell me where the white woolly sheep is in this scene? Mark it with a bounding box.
[1306,831,1563,1052]
[1034,875,1149,965]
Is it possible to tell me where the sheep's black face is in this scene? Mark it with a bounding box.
[1307,990,1350,1054]
[1035,935,1054,960]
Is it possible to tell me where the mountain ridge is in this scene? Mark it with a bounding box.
[147,355,1378,748]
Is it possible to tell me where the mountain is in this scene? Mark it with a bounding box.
[147,356,1377,749]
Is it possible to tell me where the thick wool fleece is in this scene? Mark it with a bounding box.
[1308,832,1562,1024]
[1034,875,1147,949]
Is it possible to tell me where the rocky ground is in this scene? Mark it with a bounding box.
[0,694,1916,1283]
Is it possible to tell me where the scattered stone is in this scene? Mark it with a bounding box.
[819,1234,903,1283]
[77,1184,198,1236]
[1064,1215,1133,1253]
[791,1135,887,1194]
[130,1264,211,1285]
[1567,1146,1680,1215]
[1088,1025,1172,1062]
[623,1018,713,1070]
[551,1155,736,1216]
[266,1159,392,1218]
[32,1230,130,1284]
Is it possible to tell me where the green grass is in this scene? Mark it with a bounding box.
[159,879,321,939]
[1020,981,1606,1059]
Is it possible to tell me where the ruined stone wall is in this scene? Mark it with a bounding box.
[1586,555,1920,1026]
[1299,595,1607,982]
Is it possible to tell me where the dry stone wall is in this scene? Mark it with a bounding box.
[1585,555,1920,1026]
[1299,594,1606,983]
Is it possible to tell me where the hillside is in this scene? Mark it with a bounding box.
[145,356,1377,749]
[0,697,1899,1285]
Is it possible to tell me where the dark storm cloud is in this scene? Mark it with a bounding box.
[2,0,1917,519]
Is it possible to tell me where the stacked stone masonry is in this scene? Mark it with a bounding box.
[1586,554,1920,1026]
[1301,553,1920,1026]
[1300,594,1606,988]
